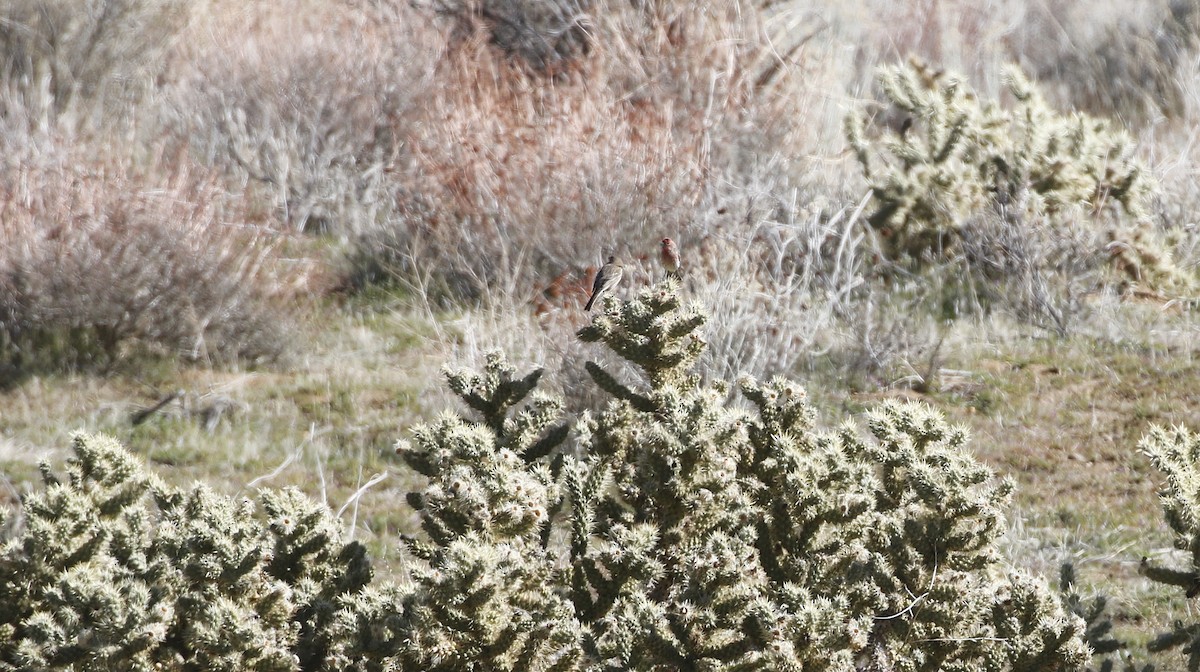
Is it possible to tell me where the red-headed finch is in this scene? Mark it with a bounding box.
[660,237,682,279]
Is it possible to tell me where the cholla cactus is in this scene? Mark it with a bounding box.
[1138,425,1200,667]
[0,433,176,670]
[1,283,1090,670]
[1000,68,1149,221]
[396,351,568,550]
[846,60,1187,292]
[846,61,995,257]
[0,432,376,671]
[1058,563,1151,672]
[396,281,1088,670]
[392,351,583,670]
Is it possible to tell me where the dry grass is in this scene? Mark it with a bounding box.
[945,319,1200,662]
[0,293,446,574]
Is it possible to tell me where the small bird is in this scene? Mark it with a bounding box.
[660,237,682,279]
[585,256,624,311]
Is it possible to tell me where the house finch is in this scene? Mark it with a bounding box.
[585,256,624,311]
[660,237,682,279]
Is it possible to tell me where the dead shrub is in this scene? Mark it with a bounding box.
[1011,0,1198,124]
[0,0,189,131]
[164,1,431,234]
[0,143,298,376]
[424,0,594,74]
[955,208,1111,335]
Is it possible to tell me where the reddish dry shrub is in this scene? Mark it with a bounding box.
[0,143,299,374]
[164,0,813,306]
[348,0,812,305]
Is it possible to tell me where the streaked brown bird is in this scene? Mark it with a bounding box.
[660,237,682,279]
[585,256,624,311]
